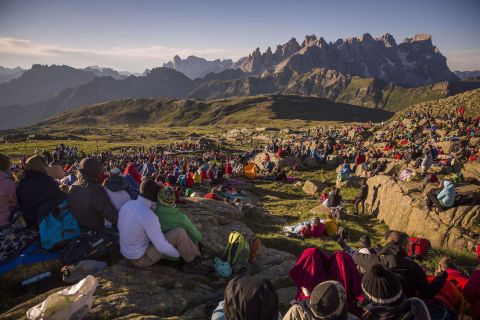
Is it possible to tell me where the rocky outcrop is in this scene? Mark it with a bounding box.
[303,180,325,196]
[1,198,297,319]
[235,33,458,87]
[163,55,233,80]
[365,175,479,251]
[253,152,302,170]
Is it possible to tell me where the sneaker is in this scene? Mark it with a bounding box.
[182,258,212,275]
[248,238,261,264]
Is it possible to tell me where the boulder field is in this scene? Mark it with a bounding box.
[1,198,297,319]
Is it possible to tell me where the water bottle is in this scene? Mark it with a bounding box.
[21,272,52,286]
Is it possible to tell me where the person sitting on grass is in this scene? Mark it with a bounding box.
[425,179,456,212]
[300,217,325,239]
[154,186,202,244]
[118,179,209,274]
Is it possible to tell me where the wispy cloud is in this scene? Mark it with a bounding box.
[0,36,246,72]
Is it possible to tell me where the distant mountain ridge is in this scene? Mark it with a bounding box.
[163,55,233,79]
[454,70,480,80]
[0,66,25,84]
[31,95,394,129]
[0,64,97,108]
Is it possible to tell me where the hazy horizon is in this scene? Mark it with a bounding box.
[1,0,479,73]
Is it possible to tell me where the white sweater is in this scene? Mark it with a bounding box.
[118,196,180,260]
[105,188,131,211]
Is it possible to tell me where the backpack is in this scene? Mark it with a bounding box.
[450,173,464,184]
[61,228,119,265]
[38,199,81,250]
[408,237,430,258]
[222,231,250,273]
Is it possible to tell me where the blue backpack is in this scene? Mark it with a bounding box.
[39,199,81,250]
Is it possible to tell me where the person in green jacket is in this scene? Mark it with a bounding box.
[154,186,202,244]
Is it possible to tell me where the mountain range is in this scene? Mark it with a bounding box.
[0,66,25,84]
[163,55,233,79]
[0,33,479,130]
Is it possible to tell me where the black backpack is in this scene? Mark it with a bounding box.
[62,228,119,265]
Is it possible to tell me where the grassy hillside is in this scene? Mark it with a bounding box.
[394,88,480,118]
[34,94,394,129]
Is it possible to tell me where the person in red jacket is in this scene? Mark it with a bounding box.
[463,245,480,318]
[225,162,233,177]
[185,173,194,188]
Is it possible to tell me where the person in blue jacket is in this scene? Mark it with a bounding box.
[426,179,456,212]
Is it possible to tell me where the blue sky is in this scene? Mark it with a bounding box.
[0,0,479,72]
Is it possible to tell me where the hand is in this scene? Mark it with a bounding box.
[438,256,449,272]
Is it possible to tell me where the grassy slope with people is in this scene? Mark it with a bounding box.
[245,168,478,274]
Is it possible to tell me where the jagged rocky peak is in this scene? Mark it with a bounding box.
[378,33,397,47]
[359,33,375,43]
[302,34,318,47]
[162,55,233,80]
[402,33,433,44]
[234,32,458,87]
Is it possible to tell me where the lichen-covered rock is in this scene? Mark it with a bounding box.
[1,198,297,319]
[365,175,479,252]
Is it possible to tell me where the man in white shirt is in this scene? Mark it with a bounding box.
[118,179,209,274]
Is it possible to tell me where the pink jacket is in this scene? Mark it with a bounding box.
[0,171,17,226]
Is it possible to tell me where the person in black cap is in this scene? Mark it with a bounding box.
[361,264,431,320]
[283,280,358,320]
[212,276,280,320]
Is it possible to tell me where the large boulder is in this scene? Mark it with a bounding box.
[303,180,325,196]
[365,175,479,251]
[1,198,297,319]
[253,152,301,170]
[462,162,480,181]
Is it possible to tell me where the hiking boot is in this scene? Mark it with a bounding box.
[182,258,212,275]
[248,238,261,264]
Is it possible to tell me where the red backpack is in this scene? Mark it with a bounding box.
[408,238,430,258]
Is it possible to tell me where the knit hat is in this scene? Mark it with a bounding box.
[224,276,278,320]
[139,179,161,202]
[158,186,176,207]
[361,264,403,306]
[25,155,47,173]
[104,168,128,192]
[79,158,102,183]
[309,280,347,319]
[0,153,11,172]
